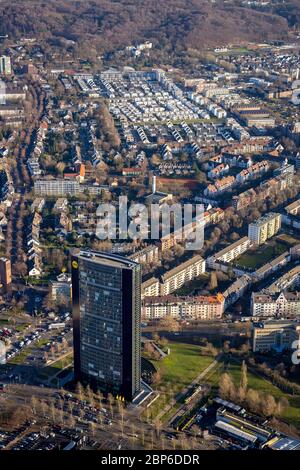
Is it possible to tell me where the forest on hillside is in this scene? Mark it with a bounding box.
[0,0,299,54]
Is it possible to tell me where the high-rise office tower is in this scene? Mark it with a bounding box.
[71,250,141,401]
[0,56,11,75]
[0,257,12,290]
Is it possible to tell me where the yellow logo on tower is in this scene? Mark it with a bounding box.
[72,260,79,269]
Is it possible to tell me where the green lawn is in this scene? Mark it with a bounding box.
[235,241,287,270]
[37,353,73,380]
[50,354,73,370]
[9,349,32,365]
[34,338,50,349]
[14,324,30,332]
[147,342,214,420]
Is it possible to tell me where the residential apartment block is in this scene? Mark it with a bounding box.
[285,199,300,216]
[128,245,159,265]
[142,293,225,321]
[207,236,251,268]
[34,179,104,197]
[34,179,80,196]
[141,255,206,298]
[51,273,72,302]
[248,212,281,245]
[251,291,300,317]
[141,277,161,299]
[160,255,205,295]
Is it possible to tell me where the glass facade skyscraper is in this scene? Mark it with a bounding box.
[71,250,141,401]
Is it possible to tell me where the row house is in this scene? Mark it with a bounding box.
[26,212,43,277]
[236,160,270,183]
[204,175,235,196]
[208,163,230,179]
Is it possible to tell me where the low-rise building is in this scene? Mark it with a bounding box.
[34,179,80,196]
[31,198,45,213]
[51,274,72,302]
[207,236,251,268]
[141,255,206,298]
[285,199,300,216]
[141,277,160,299]
[252,320,300,353]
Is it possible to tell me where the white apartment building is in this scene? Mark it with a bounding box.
[248,212,281,245]
[285,199,300,216]
[142,293,224,321]
[51,280,72,302]
[160,255,205,295]
[141,255,206,298]
[141,277,160,299]
[207,236,251,268]
[251,291,300,317]
[129,245,159,265]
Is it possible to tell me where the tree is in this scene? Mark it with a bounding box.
[276,397,289,416]
[43,292,56,312]
[261,394,277,417]
[76,382,84,401]
[245,388,260,413]
[152,370,162,385]
[219,372,235,400]
[206,342,218,357]
[209,271,218,290]
[158,315,179,332]
[240,361,248,392]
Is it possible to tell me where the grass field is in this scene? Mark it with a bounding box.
[9,349,32,365]
[37,353,73,381]
[147,342,214,420]
[235,241,287,270]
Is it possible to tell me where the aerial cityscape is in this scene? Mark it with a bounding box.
[0,0,300,459]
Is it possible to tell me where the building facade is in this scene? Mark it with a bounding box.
[142,293,225,320]
[141,255,206,298]
[160,255,205,295]
[207,236,251,268]
[34,179,80,196]
[248,212,281,245]
[251,291,300,317]
[0,257,11,290]
[252,320,300,353]
[0,56,11,75]
[72,250,141,401]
